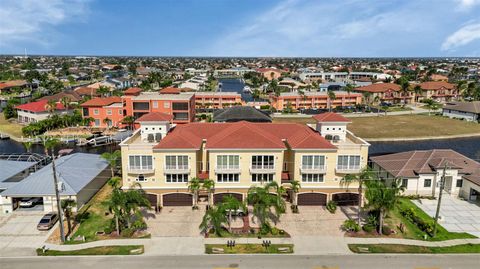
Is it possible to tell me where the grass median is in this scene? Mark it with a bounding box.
[349,243,480,254]
[205,244,294,254]
[37,245,144,256]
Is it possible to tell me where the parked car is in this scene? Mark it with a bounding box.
[225,208,246,217]
[19,197,42,208]
[37,212,59,231]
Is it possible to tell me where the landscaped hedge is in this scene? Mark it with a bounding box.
[400,207,434,236]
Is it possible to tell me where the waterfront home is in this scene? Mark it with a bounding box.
[0,80,29,94]
[298,72,393,83]
[371,150,480,202]
[256,68,284,81]
[1,153,109,213]
[15,99,73,124]
[38,91,82,103]
[416,81,457,102]
[119,112,369,207]
[194,92,242,109]
[270,91,362,111]
[442,101,480,122]
[353,83,412,104]
[81,96,124,128]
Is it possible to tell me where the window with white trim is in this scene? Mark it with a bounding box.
[93,109,99,115]
[165,174,188,183]
[165,155,188,170]
[153,101,158,108]
[106,109,112,115]
[337,155,360,170]
[217,173,239,183]
[301,174,324,183]
[129,155,153,170]
[217,155,239,170]
[251,155,274,170]
[301,155,325,170]
[251,173,273,183]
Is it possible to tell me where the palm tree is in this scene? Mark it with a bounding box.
[45,99,57,116]
[82,117,95,127]
[60,96,71,126]
[103,117,112,129]
[247,182,286,232]
[122,116,135,130]
[202,179,215,207]
[199,206,227,236]
[413,85,423,104]
[341,168,375,225]
[327,90,336,112]
[288,180,301,210]
[219,195,245,233]
[100,150,121,178]
[23,141,33,153]
[61,198,77,235]
[424,99,440,115]
[188,177,202,209]
[364,178,404,234]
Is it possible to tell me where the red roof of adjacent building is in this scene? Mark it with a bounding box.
[418,81,455,90]
[154,121,336,150]
[124,87,142,95]
[15,99,65,113]
[313,112,351,123]
[80,97,122,107]
[74,86,98,96]
[0,80,28,90]
[136,112,173,122]
[159,87,181,94]
[354,83,401,93]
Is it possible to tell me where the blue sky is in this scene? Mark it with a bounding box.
[1,0,480,57]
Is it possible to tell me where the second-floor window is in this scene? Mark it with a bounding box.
[165,155,188,170]
[217,173,239,183]
[172,102,188,110]
[302,155,325,170]
[153,101,158,108]
[129,155,153,170]
[252,173,273,183]
[93,109,99,115]
[337,155,360,170]
[107,109,112,115]
[302,173,324,183]
[217,155,239,170]
[166,174,188,183]
[252,155,274,170]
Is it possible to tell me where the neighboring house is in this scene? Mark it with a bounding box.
[15,100,72,124]
[1,153,109,213]
[299,72,392,82]
[416,81,457,102]
[179,76,207,91]
[270,91,362,111]
[194,92,242,109]
[107,77,132,89]
[38,91,82,103]
[371,149,480,201]
[81,96,123,128]
[353,83,412,104]
[442,101,480,122]
[0,80,29,94]
[256,68,284,81]
[278,78,306,90]
[213,106,272,122]
[213,68,253,78]
[119,112,369,207]
[429,74,449,82]
[74,86,100,98]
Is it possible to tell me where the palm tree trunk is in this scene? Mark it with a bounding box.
[379,209,384,235]
[115,214,120,235]
[66,215,72,235]
[357,182,362,226]
[228,212,232,233]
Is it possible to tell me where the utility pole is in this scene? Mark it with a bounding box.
[52,156,66,243]
[433,163,447,238]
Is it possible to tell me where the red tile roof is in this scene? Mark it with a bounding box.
[154,121,336,150]
[313,112,351,123]
[0,80,28,90]
[418,81,455,90]
[136,112,173,122]
[124,87,142,95]
[15,99,65,113]
[159,87,181,94]
[354,83,401,93]
[80,97,122,107]
[74,86,98,96]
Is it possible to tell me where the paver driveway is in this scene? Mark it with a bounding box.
[0,212,52,256]
[145,207,204,237]
[413,196,480,237]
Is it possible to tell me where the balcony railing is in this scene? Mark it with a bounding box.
[215,165,241,174]
[335,165,361,174]
[164,165,190,174]
[250,165,275,174]
[300,165,327,174]
[128,166,154,174]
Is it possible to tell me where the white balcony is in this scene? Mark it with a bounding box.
[128,166,155,175]
[335,166,361,174]
[300,165,327,174]
[215,165,241,174]
[250,165,275,174]
[164,165,190,174]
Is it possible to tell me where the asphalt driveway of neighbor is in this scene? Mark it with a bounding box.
[413,196,480,237]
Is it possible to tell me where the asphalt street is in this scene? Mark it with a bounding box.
[1,254,480,269]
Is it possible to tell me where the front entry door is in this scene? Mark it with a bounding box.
[444,176,453,193]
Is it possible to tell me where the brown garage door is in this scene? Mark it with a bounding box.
[163,193,193,206]
[332,193,359,206]
[297,193,327,206]
[214,193,243,204]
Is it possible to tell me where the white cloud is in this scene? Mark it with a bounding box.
[441,23,480,50]
[0,0,90,49]
[455,0,480,11]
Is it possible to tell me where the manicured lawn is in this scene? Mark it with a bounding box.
[0,114,24,138]
[205,244,293,254]
[349,243,480,254]
[37,245,144,256]
[384,198,476,241]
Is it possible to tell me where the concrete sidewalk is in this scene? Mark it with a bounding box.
[345,237,480,247]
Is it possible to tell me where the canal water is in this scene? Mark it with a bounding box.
[0,139,118,155]
[218,78,267,103]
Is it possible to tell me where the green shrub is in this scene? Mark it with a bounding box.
[121,228,134,238]
[382,226,392,235]
[400,207,434,236]
[362,224,375,233]
[342,219,360,232]
[326,201,337,214]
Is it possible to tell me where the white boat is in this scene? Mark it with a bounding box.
[243,86,252,93]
